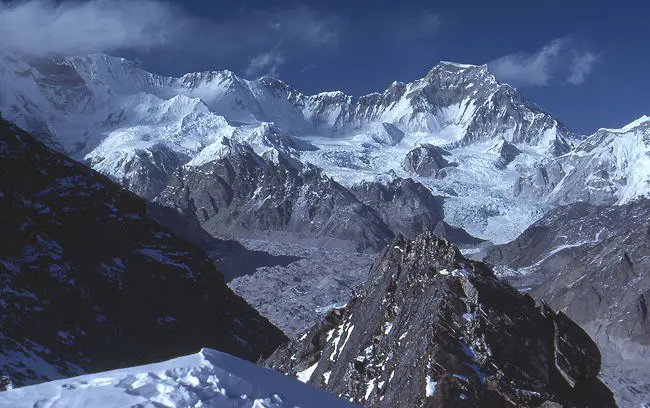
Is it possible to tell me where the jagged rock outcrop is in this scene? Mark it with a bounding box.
[156,139,394,251]
[0,119,286,386]
[491,139,521,170]
[484,199,650,407]
[266,232,615,407]
[350,177,483,246]
[0,376,12,392]
[401,144,457,177]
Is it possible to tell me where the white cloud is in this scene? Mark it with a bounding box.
[299,64,316,74]
[568,51,599,85]
[147,4,342,76]
[245,50,286,78]
[489,38,566,87]
[0,0,192,57]
[489,37,599,87]
[0,1,343,78]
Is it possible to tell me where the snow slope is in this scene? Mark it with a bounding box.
[0,348,359,408]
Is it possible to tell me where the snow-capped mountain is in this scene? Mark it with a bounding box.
[0,52,591,243]
[0,348,359,408]
[266,232,616,407]
[515,116,650,205]
[3,50,648,407]
[0,118,286,386]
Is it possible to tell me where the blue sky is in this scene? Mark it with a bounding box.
[1,0,647,134]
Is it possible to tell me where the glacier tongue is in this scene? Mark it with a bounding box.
[0,349,359,408]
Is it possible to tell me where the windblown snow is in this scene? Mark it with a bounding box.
[0,349,359,408]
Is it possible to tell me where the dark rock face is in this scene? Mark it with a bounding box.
[484,200,650,407]
[401,144,457,177]
[143,201,254,278]
[156,139,395,252]
[265,232,614,407]
[0,119,287,387]
[0,375,12,392]
[493,139,521,169]
[484,200,650,347]
[350,178,483,246]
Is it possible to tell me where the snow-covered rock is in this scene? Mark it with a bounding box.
[489,139,521,170]
[515,116,650,205]
[0,348,359,408]
[401,144,457,177]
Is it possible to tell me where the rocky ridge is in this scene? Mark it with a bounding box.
[0,119,286,386]
[485,199,650,407]
[156,138,480,251]
[265,232,615,407]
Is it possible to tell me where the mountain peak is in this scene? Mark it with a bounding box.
[256,75,291,92]
[422,60,497,89]
[598,115,650,133]
[432,60,491,75]
[266,231,616,407]
[438,61,483,69]
[179,69,242,88]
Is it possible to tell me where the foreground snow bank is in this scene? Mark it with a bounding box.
[0,348,358,408]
